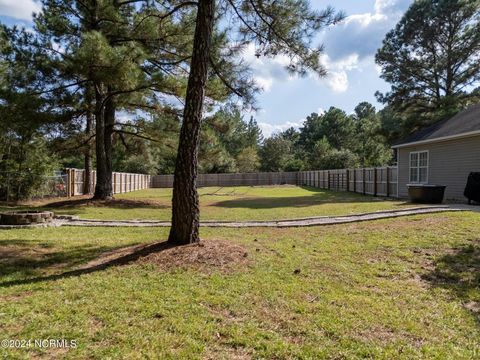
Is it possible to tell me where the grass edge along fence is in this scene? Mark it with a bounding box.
[65,168,153,197]
[151,167,398,198]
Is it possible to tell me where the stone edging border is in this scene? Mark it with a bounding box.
[0,206,472,230]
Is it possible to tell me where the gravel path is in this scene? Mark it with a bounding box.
[55,206,467,228]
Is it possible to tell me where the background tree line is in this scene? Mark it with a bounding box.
[260,102,392,172]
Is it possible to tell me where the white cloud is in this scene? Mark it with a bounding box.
[374,0,412,15]
[317,0,412,93]
[318,53,360,93]
[254,76,273,92]
[0,0,40,21]
[322,0,412,61]
[326,71,349,93]
[332,53,360,71]
[344,12,387,28]
[258,120,302,138]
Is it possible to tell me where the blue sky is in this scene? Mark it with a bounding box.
[0,0,413,136]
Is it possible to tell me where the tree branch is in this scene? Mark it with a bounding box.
[209,56,243,97]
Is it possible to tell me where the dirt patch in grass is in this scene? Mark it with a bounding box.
[346,215,453,233]
[31,346,70,360]
[352,325,424,347]
[140,240,250,273]
[88,316,105,336]
[0,245,26,259]
[73,239,250,275]
[203,346,252,360]
[0,290,33,302]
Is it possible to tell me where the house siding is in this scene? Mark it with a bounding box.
[398,135,480,201]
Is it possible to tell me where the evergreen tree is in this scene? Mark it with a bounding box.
[259,134,293,172]
[0,29,60,200]
[352,102,392,167]
[201,106,263,173]
[236,146,260,172]
[375,0,480,135]
[299,107,355,167]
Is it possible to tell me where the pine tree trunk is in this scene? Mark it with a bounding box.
[104,89,115,195]
[168,0,215,245]
[93,85,113,200]
[83,92,93,195]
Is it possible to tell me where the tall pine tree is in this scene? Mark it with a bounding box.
[376,0,480,135]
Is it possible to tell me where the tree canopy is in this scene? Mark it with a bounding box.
[376,0,480,136]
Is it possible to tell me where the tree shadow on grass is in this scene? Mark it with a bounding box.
[212,192,386,209]
[43,197,169,210]
[0,239,174,288]
[422,239,480,323]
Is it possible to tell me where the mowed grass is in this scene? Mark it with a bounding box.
[0,211,479,359]
[2,186,409,221]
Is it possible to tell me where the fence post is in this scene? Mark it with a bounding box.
[66,169,71,197]
[353,169,356,193]
[373,167,378,197]
[65,169,69,197]
[82,169,86,195]
[71,169,76,196]
[346,169,350,192]
[327,171,330,190]
[386,167,390,198]
[363,168,366,195]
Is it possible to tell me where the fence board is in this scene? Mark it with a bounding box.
[66,169,152,197]
[151,167,398,198]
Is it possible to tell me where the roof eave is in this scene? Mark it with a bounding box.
[392,130,480,149]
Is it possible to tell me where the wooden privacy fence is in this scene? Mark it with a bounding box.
[65,168,153,197]
[151,167,398,198]
[297,167,398,197]
[152,172,298,188]
[64,167,398,198]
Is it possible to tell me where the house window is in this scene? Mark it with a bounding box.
[409,151,429,183]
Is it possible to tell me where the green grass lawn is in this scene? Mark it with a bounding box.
[0,211,479,359]
[1,186,410,221]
